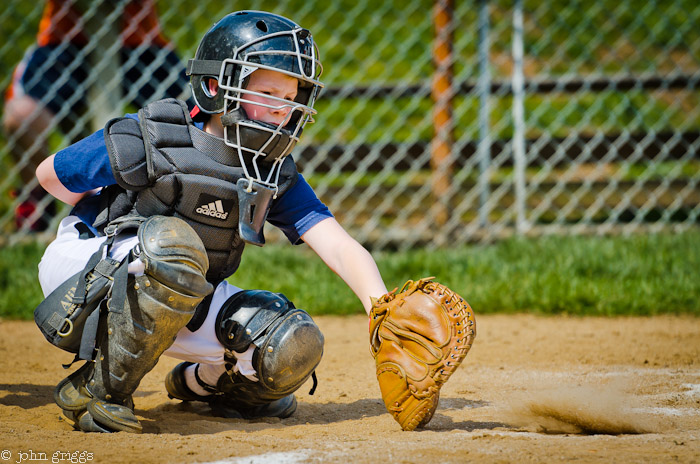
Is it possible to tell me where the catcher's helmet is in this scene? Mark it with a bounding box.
[187,11,323,192]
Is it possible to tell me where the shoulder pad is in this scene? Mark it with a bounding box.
[104,117,150,190]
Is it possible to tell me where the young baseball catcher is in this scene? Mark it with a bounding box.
[33,10,475,434]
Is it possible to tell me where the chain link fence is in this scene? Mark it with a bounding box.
[1,0,698,250]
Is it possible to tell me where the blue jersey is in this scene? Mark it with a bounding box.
[54,116,333,244]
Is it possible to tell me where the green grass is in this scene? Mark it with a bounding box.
[2,231,698,321]
[0,241,45,319]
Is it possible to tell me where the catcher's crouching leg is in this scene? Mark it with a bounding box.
[55,216,213,433]
[165,290,324,419]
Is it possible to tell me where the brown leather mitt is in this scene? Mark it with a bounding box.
[369,277,476,431]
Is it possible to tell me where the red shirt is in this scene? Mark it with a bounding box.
[37,0,170,48]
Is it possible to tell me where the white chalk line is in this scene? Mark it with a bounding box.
[198,450,310,464]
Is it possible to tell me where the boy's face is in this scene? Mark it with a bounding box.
[240,69,299,126]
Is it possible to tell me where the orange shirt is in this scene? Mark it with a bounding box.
[37,0,170,48]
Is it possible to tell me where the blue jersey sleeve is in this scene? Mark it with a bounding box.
[54,113,143,192]
[54,130,116,193]
[267,174,333,245]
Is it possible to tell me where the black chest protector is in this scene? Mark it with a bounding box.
[97,98,299,282]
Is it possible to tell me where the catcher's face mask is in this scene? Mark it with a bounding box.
[188,11,323,195]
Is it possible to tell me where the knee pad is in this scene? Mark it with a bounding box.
[215,290,324,404]
[138,215,213,297]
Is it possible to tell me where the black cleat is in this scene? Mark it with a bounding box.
[164,362,213,402]
[165,362,297,419]
[209,393,297,420]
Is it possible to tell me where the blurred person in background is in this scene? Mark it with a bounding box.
[3,0,189,231]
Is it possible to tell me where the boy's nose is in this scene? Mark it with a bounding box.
[270,105,292,124]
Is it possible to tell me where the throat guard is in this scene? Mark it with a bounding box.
[102,99,299,281]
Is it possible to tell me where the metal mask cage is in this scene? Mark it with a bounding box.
[215,27,324,194]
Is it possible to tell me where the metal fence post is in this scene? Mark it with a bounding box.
[81,0,123,131]
[478,0,492,228]
[431,0,455,229]
[512,0,528,234]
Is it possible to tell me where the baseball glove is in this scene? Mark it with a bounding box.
[369,277,476,431]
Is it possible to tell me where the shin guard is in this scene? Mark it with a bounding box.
[82,216,213,432]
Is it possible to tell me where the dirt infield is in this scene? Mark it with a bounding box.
[1,314,699,463]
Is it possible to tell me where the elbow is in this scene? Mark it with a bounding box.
[35,155,55,191]
[35,154,84,205]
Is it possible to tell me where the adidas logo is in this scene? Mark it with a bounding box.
[196,199,229,220]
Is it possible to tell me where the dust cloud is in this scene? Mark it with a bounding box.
[504,382,662,435]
